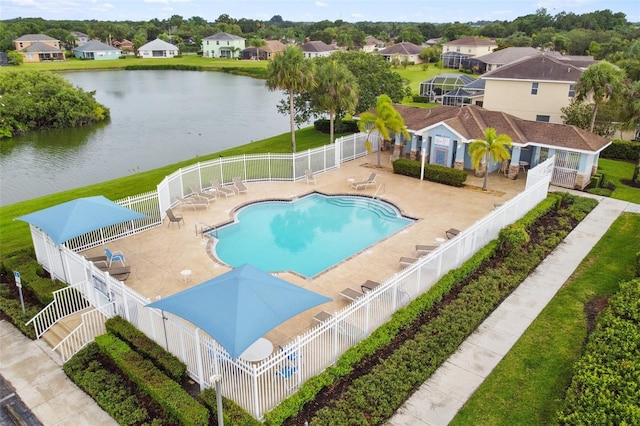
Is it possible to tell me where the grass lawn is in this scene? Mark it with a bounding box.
[597,158,640,203]
[0,126,336,260]
[450,212,640,425]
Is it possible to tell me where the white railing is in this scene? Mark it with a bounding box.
[53,304,113,362]
[25,282,92,339]
[25,137,552,420]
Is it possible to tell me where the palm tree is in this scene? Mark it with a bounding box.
[315,59,359,144]
[576,61,626,133]
[266,46,316,153]
[357,94,409,168]
[468,127,513,191]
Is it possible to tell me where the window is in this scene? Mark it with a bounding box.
[216,41,219,45]
[456,46,460,52]
[568,84,576,97]
[536,115,550,122]
[531,82,539,95]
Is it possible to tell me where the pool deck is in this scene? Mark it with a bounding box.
[82,153,525,349]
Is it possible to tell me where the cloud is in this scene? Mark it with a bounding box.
[315,1,328,7]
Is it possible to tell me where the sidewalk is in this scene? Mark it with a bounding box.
[0,320,117,426]
[387,195,639,426]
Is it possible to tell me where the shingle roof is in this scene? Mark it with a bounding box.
[476,47,540,65]
[15,34,57,42]
[379,42,423,55]
[481,53,582,82]
[203,32,245,41]
[391,105,609,153]
[74,40,120,52]
[138,38,178,51]
[445,36,496,46]
[301,40,335,52]
[19,42,62,53]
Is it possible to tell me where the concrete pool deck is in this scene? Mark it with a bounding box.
[82,153,525,349]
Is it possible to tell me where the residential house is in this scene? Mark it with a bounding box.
[202,33,245,58]
[114,39,135,55]
[441,36,497,69]
[14,34,66,62]
[480,53,584,124]
[138,39,179,58]
[300,40,336,58]
[70,31,89,46]
[418,74,476,103]
[471,46,540,73]
[361,36,385,53]
[386,104,610,190]
[73,40,121,60]
[241,40,285,60]
[378,41,423,64]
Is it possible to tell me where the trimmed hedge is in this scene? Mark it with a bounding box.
[2,250,65,306]
[557,279,640,425]
[199,388,262,426]
[95,333,209,426]
[105,316,187,382]
[411,95,430,103]
[600,139,640,161]
[392,158,468,187]
[313,119,359,134]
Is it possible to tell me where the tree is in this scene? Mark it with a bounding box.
[576,61,626,132]
[357,94,409,168]
[468,128,513,191]
[7,51,23,66]
[315,60,359,144]
[266,45,316,153]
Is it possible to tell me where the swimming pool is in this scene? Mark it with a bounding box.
[209,193,415,278]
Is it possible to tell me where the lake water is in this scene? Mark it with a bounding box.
[0,70,295,206]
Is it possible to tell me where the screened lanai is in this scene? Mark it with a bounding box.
[419,73,476,103]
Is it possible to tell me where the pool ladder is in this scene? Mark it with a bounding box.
[372,183,385,200]
[195,222,216,239]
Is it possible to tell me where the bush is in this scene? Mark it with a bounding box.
[313,119,359,134]
[636,251,640,277]
[600,139,640,161]
[105,316,187,382]
[95,333,209,426]
[411,95,430,103]
[586,187,612,197]
[392,158,468,187]
[199,388,262,426]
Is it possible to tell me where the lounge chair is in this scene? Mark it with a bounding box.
[313,311,332,323]
[232,177,248,194]
[210,180,236,198]
[165,209,184,228]
[96,263,131,281]
[399,256,418,268]
[351,172,377,190]
[415,244,437,255]
[311,311,364,338]
[179,195,209,210]
[446,228,461,239]
[279,345,298,361]
[188,185,217,201]
[104,248,125,267]
[340,287,364,301]
[276,364,297,379]
[361,280,381,292]
[305,169,316,185]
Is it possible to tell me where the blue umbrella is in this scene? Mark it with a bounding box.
[16,196,147,245]
[146,264,331,358]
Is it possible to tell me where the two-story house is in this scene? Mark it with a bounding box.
[441,36,497,69]
[70,31,89,46]
[14,34,66,62]
[202,33,245,59]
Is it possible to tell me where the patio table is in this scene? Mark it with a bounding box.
[239,337,273,362]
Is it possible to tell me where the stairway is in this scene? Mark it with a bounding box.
[42,308,91,349]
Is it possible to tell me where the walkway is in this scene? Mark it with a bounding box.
[0,320,117,426]
[387,194,640,426]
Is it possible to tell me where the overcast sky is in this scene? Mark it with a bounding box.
[2,0,639,24]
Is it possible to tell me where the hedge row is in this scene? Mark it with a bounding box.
[557,279,640,425]
[0,283,39,340]
[1,249,65,306]
[392,158,468,187]
[264,194,568,425]
[600,139,640,161]
[199,388,262,426]
[105,316,187,382]
[313,119,360,134]
[95,333,209,426]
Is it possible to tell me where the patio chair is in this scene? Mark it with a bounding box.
[165,209,184,228]
[104,248,125,267]
[179,195,209,210]
[276,364,297,379]
[399,256,417,268]
[361,280,381,293]
[311,311,364,338]
[351,172,377,190]
[210,180,236,198]
[305,169,316,185]
[96,263,131,281]
[232,177,248,194]
[188,185,217,201]
[279,345,298,361]
[313,310,332,323]
[340,287,364,301]
[445,228,461,239]
[415,244,437,256]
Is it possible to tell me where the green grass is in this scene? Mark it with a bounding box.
[0,126,334,260]
[450,212,640,426]
[395,63,466,95]
[598,158,640,203]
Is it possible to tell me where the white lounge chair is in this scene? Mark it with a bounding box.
[233,177,248,194]
[351,172,377,190]
[179,195,209,210]
[189,185,217,201]
[415,244,437,255]
[305,169,316,185]
[210,180,236,198]
[340,287,364,301]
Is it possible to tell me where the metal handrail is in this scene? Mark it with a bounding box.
[372,183,385,199]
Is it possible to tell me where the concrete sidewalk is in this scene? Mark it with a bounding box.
[0,320,117,426]
[387,196,639,426]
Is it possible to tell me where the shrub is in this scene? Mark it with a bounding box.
[586,187,612,197]
[313,119,359,134]
[95,333,209,426]
[199,388,262,426]
[636,251,640,277]
[105,316,187,382]
[411,95,430,103]
[600,139,640,161]
[392,158,467,187]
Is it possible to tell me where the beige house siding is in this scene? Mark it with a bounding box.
[482,79,575,124]
[443,42,496,58]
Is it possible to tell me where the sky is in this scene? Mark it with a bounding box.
[2,0,639,24]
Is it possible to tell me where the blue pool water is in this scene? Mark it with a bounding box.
[209,193,414,278]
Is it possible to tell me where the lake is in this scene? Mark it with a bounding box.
[0,70,295,206]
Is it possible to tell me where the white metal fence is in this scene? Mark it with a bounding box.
[26,137,553,420]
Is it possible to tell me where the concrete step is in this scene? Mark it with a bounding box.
[41,308,92,349]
